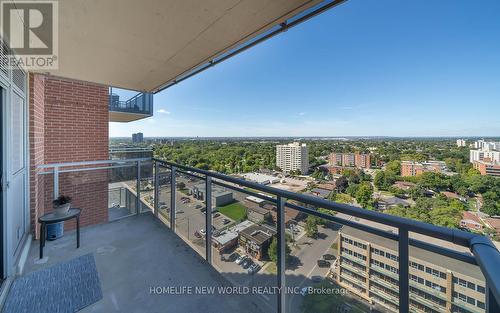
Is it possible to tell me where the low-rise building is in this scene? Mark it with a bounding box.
[190,183,234,207]
[401,161,448,177]
[310,187,331,199]
[241,172,280,185]
[375,197,411,211]
[247,204,271,223]
[391,181,416,191]
[441,191,466,202]
[460,212,484,232]
[239,224,276,260]
[473,161,500,177]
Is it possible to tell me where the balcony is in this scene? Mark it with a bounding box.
[109,90,153,122]
[8,157,499,313]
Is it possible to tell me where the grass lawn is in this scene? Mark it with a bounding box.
[218,201,247,222]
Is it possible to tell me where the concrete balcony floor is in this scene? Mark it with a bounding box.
[24,213,262,313]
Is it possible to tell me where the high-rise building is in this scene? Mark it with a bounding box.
[335,227,486,313]
[456,139,467,147]
[473,140,500,151]
[276,142,309,174]
[132,132,144,143]
[329,153,372,169]
[470,141,500,165]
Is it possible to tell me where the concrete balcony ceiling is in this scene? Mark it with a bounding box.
[33,0,325,92]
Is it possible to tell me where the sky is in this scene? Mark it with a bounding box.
[110,0,500,138]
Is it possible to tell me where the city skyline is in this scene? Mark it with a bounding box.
[110,0,500,137]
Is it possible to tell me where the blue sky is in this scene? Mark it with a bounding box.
[110,0,500,138]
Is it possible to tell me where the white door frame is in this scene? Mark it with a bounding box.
[0,63,30,278]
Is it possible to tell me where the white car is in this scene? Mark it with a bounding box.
[199,229,206,236]
[235,255,247,265]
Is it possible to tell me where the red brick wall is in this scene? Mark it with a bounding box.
[29,74,110,238]
[29,74,46,239]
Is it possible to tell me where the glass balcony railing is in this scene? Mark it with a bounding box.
[35,157,500,313]
[108,88,153,120]
[151,158,500,313]
[38,158,153,223]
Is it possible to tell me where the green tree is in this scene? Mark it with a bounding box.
[355,182,374,208]
[305,216,319,238]
[268,237,291,263]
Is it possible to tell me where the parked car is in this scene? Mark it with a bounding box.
[247,263,261,274]
[194,231,202,238]
[235,255,247,265]
[195,204,202,209]
[229,252,240,262]
[201,207,206,213]
[242,259,253,269]
[317,260,331,268]
[199,229,206,236]
[222,218,230,225]
[213,212,221,218]
[311,275,323,283]
[323,254,336,260]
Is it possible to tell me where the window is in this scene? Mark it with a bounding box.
[477,285,485,294]
[477,301,485,309]
[467,282,475,290]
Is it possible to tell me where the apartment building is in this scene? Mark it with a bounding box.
[336,227,486,313]
[473,161,500,177]
[457,139,467,147]
[329,152,372,169]
[473,140,500,151]
[470,150,500,164]
[132,132,144,143]
[401,161,448,177]
[276,142,309,174]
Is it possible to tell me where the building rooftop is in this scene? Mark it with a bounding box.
[340,226,484,281]
[240,224,276,245]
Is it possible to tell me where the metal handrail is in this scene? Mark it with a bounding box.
[153,157,500,313]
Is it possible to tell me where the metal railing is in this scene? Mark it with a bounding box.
[35,157,500,313]
[152,158,500,313]
[109,88,153,115]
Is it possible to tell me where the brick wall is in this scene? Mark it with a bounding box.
[29,74,46,239]
[29,74,110,238]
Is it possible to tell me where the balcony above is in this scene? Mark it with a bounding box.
[109,91,153,122]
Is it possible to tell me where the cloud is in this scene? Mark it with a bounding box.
[341,106,353,110]
[298,112,305,116]
[157,109,171,114]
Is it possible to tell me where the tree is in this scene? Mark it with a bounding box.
[374,171,386,190]
[177,182,186,190]
[335,176,349,193]
[305,216,319,238]
[355,182,374,208]
[385,160,401,176]
[268,237,291,263]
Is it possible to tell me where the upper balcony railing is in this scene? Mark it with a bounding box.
[36,157,500,313]
[109,88,153,122]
